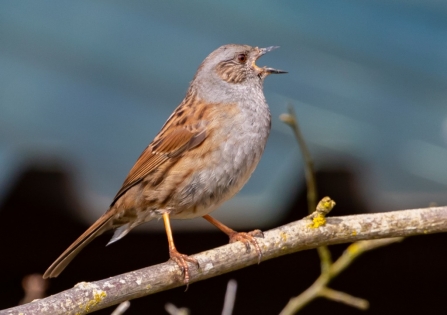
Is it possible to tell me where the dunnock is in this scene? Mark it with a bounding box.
[43,44,286,283]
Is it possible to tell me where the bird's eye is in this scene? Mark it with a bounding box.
[237,53,247,63]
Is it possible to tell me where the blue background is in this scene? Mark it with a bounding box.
[1,1,446,229]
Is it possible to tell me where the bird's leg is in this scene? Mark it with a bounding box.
[162,213,198,284]
[202,214,264,263]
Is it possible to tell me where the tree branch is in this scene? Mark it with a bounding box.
[2,206,447,315]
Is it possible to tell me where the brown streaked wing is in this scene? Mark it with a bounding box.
[111,125,207,206]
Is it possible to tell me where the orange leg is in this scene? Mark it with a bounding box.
[202,214,264,263]
[162,213,198,284]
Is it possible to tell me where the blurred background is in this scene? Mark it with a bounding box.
[0,1,446,314]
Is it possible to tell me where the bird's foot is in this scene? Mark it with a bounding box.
[169,248,199,286]
[228,229,264,264]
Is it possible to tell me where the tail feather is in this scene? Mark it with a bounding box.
[106,223,131,246]
[43,212,115,279]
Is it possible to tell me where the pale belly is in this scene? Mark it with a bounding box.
[113,101,271,225]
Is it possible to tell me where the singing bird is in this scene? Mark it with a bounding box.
[43,44,286,283]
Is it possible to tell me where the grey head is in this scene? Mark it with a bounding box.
[191,44,286,102]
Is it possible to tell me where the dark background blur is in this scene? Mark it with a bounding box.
[1,1,446,314]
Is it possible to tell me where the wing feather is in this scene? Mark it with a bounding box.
[111,125,206,206]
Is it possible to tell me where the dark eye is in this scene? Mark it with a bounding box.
[237,53,247,63]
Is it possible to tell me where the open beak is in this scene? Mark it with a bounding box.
[255,46,287,76]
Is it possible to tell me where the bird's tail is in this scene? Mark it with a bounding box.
[43,211,115,279]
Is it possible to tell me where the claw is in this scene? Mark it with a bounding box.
[201,215,264,264]
[251,229,264,238]
[228,230,263,264]
[169,248,199,287]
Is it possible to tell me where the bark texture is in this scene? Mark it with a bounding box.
[2,206,446,315]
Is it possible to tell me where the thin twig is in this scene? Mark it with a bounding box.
[280,107,332,272]
[318,288,368,310]
[279,107,317,214]
[165,303,190,315]
[2,207,446,315]
[110,301,130,315]
[221,280,237,315]
[19,274,48,305]
[279,238,403,314]
[281,106,407,314]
